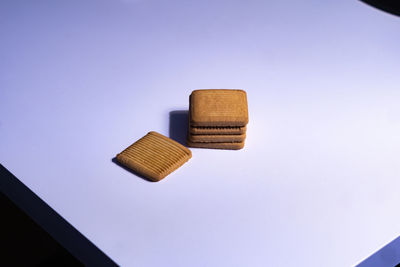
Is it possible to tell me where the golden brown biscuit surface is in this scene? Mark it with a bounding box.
[188,133,246,143]
[116,131,192,182]
[187,140,245,150]
[190,89,249,127]
[189,108,247,135]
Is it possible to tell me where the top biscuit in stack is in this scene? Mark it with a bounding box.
[187,89,249,149]
[190,89,248,127]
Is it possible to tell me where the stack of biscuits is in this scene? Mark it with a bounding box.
[187,89,248,150]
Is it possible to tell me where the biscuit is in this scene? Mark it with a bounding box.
[116,131,192,182]
[189,108,247,135]
[190,89,249,127]
[188,133,246,143]
[189,125,247,135]
[187,140,245,150]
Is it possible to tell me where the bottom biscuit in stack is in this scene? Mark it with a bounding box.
[187,121,247,150]
[186,139,245,150]
[186,111,247,150]
[188,133,246,143]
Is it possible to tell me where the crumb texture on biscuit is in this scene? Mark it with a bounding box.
[187,140,245,150]
[117,131,191,181]
[190,125,247,135]
[190,89,249,126]
[188,133,246,143]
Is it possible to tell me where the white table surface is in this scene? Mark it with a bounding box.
[1,0,399,266]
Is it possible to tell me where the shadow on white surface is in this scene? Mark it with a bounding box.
[169,110,189,146]
[111,157,155,182]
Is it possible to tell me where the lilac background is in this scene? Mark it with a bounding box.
[1,0,400,266]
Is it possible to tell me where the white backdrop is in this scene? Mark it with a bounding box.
[1,0,399,266]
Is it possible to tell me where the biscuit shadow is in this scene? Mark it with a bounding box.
[111,157,156,182]
[169,110,189,146]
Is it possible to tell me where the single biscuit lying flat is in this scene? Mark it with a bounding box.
[190,89,249,127]
[116,131,192,182]
[190,125,247,135]
[187,140,245,150]
[188,133,246,143]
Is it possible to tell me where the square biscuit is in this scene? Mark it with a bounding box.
[116,131,192,182]
[187,140,245,150]
[188,133,246,143]
[190,89,249,127]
